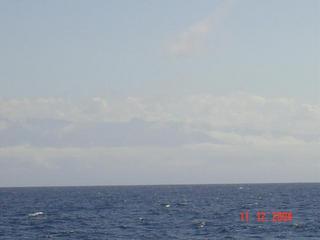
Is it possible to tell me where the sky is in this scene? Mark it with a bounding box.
[0,0,319,187]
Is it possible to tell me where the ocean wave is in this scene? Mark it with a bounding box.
[28,211,44,217]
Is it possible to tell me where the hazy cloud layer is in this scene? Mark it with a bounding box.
[0,93,319,186]
[0,118,214,147]
[1,142,319,186]
[1,93,319,145]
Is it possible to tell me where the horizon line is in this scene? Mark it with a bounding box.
[1,181,319,189]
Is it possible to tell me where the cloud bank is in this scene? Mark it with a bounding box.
[0,93,319,186]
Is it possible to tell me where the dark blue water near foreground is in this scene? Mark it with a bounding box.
[0,184,319,239]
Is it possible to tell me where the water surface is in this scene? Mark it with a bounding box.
[0,183,319,239]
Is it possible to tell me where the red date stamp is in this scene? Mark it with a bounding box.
[240,210,293,223]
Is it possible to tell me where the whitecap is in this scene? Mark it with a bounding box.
[28,211,44,217]
[199,221,206,228]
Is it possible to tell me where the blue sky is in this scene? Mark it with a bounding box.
[0,0,319,186]
[0,0,319,100]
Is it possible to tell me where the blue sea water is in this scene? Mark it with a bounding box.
[0,183,319,239]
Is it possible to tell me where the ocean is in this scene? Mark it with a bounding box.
[0,183,319,239]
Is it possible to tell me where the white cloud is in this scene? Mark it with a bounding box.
[0,93,319,185]
[169,0,233,56]
[0,93,319,145]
